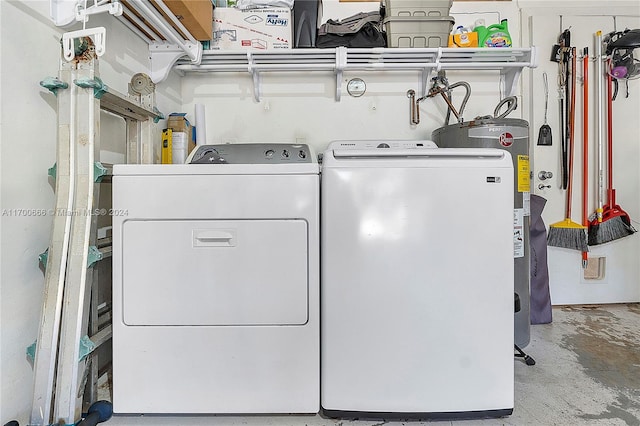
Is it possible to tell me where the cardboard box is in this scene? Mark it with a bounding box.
[164,0,214,41]
[166,113,196,159]
[212,7,293,50]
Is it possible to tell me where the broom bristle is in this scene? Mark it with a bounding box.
[548,226,588,251]
[588,216,637,246]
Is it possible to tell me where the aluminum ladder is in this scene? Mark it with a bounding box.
[30,41,161,426]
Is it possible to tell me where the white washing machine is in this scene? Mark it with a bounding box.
[321,140,514,419]
[112,143,319,414]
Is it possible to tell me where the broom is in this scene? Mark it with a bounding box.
[587,67,637,245]
[581,47,590,268]
[548,47,589,252]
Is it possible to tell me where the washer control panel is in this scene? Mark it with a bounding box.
[189,143,314,164]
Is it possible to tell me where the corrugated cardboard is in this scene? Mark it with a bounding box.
[166,113,196,157]
[212,7,292,50]
[164,0,214,40]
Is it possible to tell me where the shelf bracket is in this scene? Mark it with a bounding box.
[149,42,203,84]
[74,1,123,25]
[247,52,262,102]
[501,68,521,98]
[335,47,347,102]
[420,68,431,99]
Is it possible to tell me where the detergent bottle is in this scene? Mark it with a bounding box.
[475,19,512,48]
[448,26,479,48]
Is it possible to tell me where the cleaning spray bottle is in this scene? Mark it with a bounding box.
[475,19,512,48]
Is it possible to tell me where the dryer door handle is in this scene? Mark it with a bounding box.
[193,229,236,247]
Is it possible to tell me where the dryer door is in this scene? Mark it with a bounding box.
[121,219,308,326]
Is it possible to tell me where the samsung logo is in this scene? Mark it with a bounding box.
[486,177,502,183]
[266,16,288,26]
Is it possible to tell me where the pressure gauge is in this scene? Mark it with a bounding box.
[347,78,366,97]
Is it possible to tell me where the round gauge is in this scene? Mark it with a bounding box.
[347,78,366,97]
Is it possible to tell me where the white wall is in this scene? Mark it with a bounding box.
[0,2,179,423]
[1,0,639,424]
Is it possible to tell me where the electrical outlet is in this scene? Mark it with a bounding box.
[584,256,606,280]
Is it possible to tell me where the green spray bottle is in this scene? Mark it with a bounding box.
[475,19,512,48]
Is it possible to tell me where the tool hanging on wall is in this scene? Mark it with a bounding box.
[590,31,606,230]
[537,72,553,146]
[604,28,640,99]
[581,47,589,268]
[551,28,572,189]
[548,47,588,252]
[588,64,637,244]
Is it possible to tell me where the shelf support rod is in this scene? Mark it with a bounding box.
[335,47,347,101]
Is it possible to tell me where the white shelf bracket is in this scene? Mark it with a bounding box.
[149,42,203,83]
[500,47,538,97]
[75,1,123,24]
[435,47,443,73]
[501,68,520,98]
[420,67,432,99]
[247,52,262,102]
[335,47,347,102]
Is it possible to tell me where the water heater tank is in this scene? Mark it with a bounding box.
[432,117,531,348]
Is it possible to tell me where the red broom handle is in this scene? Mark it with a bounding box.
[583,51,589,226]
[606,66,616,208]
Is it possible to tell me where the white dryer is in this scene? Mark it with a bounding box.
[112,143,319,414]
[321,140,514,419]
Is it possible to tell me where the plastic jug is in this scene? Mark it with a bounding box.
[475,19,512,48]
[448,26,479,48]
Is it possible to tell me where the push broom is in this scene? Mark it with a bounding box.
[548,47,589,252]
[581,47,590,267]
[587,63,637,244]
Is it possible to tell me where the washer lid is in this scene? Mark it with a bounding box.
[323,146,511,169]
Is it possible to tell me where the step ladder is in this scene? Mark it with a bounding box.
[30,39,162,426]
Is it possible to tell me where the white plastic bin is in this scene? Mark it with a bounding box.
[383,15,454,48]
[384,0,452,18]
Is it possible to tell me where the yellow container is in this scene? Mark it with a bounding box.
[161,128,173,164]
[448,30,478,47]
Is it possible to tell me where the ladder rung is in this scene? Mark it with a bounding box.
[100,89,161,121]
[90,324,112,349]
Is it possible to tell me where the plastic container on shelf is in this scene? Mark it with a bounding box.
[383,15,454,48]
[474,19,512,48]
[448,25,479,47]
[383,0,453,18]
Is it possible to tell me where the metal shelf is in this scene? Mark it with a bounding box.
[173,47,538,101]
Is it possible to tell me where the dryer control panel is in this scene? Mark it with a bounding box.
[189,143,314,164]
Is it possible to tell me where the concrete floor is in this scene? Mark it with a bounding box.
[104,304,640,426]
